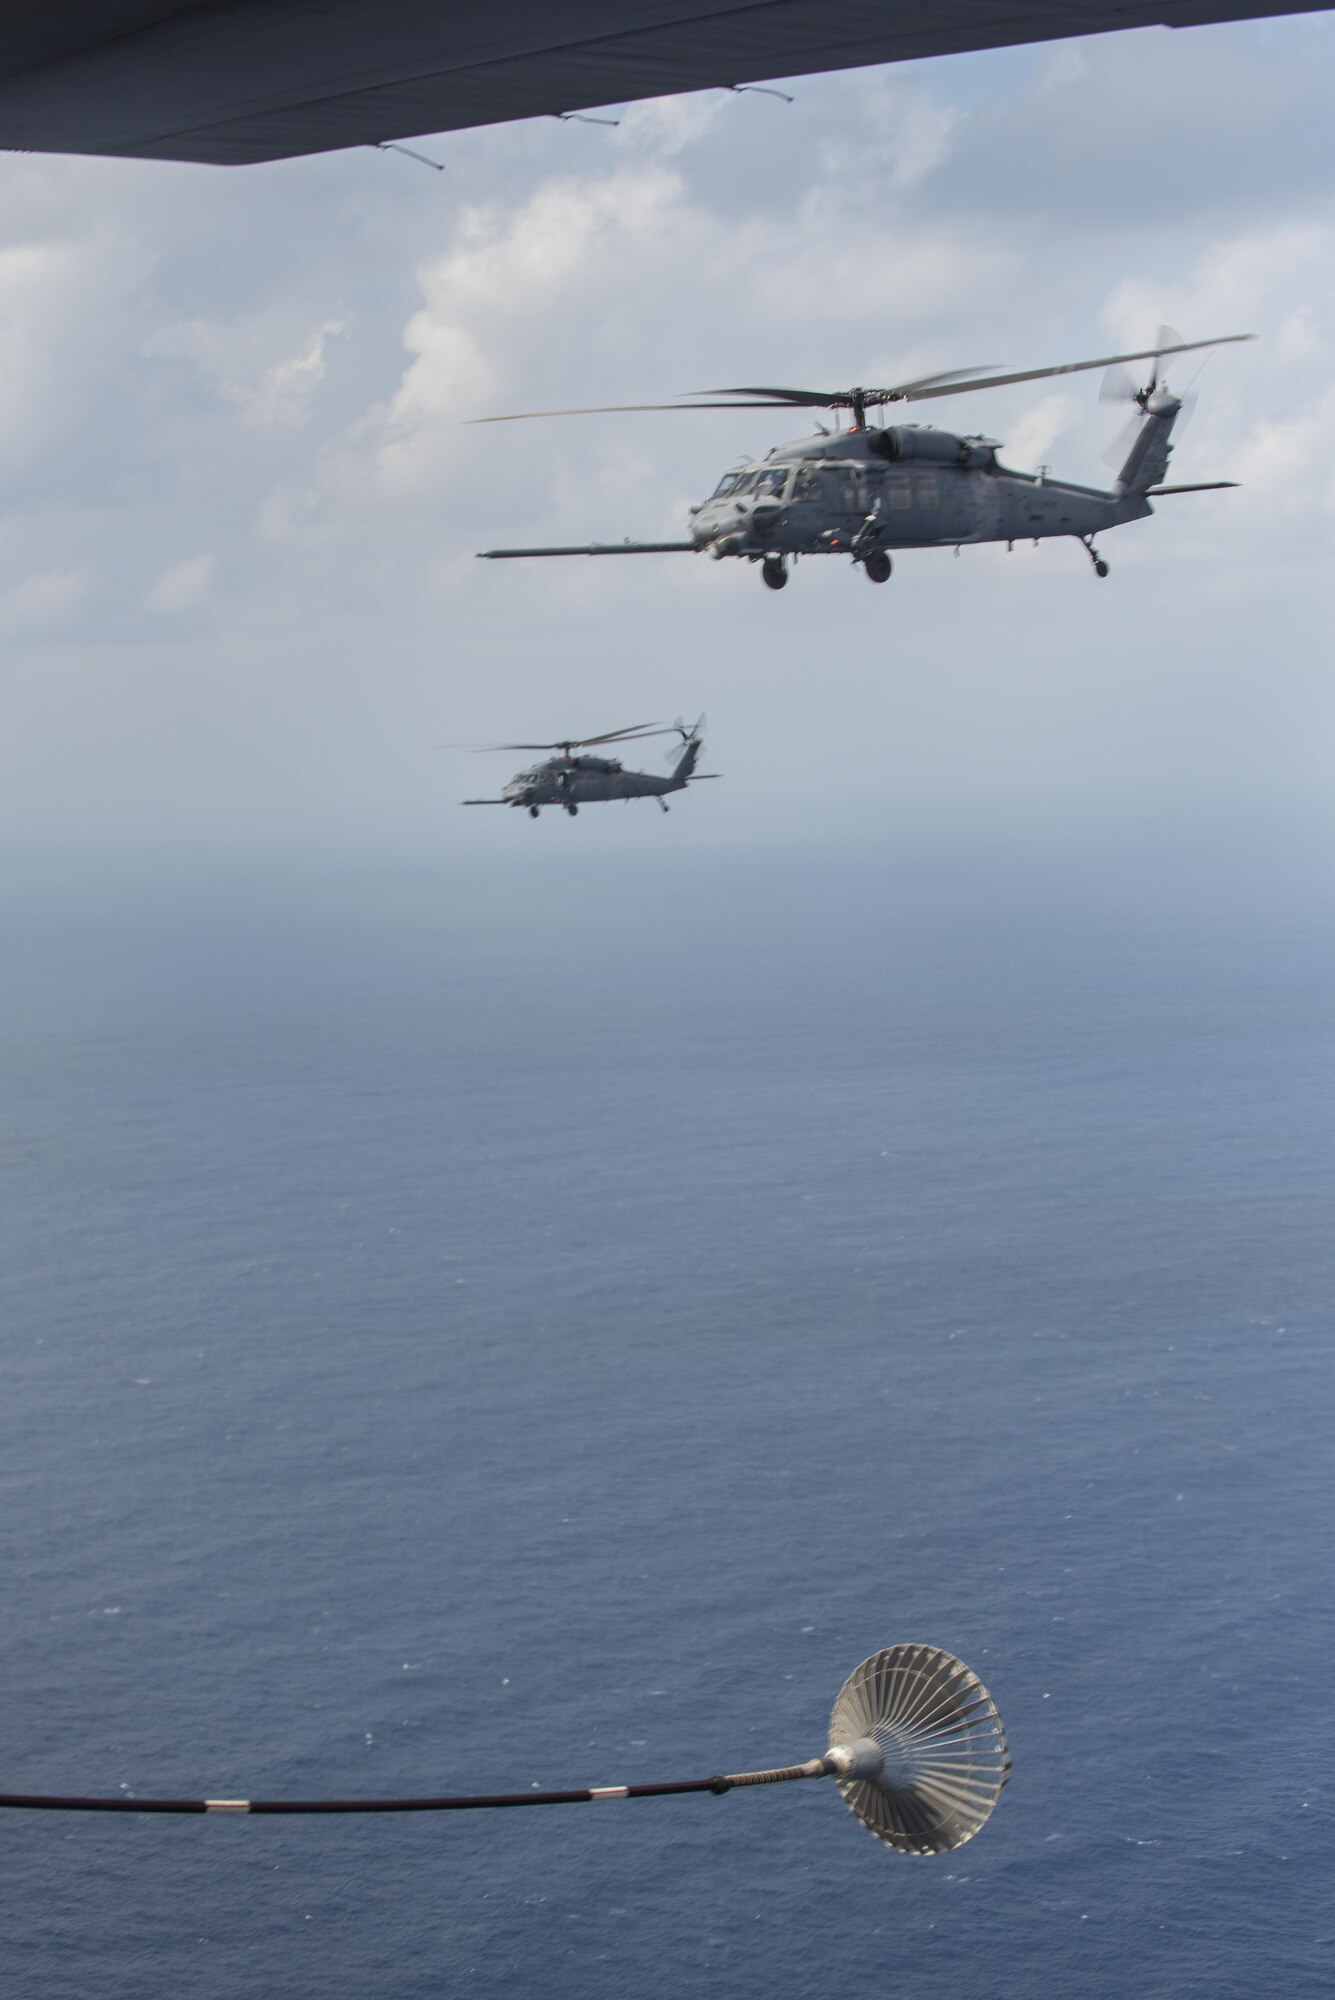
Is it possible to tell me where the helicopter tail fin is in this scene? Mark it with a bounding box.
[1112,402,1182,495]
[670,717,705,784]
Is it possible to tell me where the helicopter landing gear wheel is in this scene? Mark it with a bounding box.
[761,557,788,591]
[1081,536,1109,579]
[565,801,578,817]
[528,805,539,819]
[862,550,892,584]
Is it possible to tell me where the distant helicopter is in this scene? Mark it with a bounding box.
[476,331,1250,591]
[460,719,714,817]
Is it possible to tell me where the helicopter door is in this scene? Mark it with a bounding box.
[881,470,912,515]
[913,466,971,540]
[789,466,829,506]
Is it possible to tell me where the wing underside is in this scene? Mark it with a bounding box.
[0,3,1322,166]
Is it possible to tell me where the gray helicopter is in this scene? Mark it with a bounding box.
[477,332,1250,590]
[461,719,714,817]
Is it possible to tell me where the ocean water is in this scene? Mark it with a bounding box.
[0,846,1330,1999]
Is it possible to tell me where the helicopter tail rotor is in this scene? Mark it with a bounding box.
[664,714,706,766]
[1100,326,1201,470]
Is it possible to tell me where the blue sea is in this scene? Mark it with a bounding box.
[1,843,1331,1998]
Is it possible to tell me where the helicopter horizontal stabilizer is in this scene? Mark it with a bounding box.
[478,542,697,559]
[461,798,509,805]
[1144,481,1239,495]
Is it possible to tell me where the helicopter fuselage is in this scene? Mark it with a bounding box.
[502,752,686,808]
[687,424,1151,563]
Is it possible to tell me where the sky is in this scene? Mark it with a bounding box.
[0,11,1332,866]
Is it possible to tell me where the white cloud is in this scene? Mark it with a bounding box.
[248,320,347,429]
[1103,222,1335,516]
[144,314,347,429]
[0,569,87,630]
[145,553,215,613]
[376,168,687,489]
[615,91,728,156]
[1003,394,1084,472]
[0,229,152,466]
[823,74,961,189]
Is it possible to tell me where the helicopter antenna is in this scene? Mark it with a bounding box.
[553,109,622,127]
[0,1645,1008,1854]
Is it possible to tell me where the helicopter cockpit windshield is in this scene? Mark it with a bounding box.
[714,467,789,499]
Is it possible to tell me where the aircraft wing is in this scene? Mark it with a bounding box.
[478,542,698,559]
[0,3,1323,167]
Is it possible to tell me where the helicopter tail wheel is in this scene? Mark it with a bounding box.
[1080,536,1109,579]
[863,550,892,584]
[761,557,788,591]
[565,801,579,816]
[528,805,539,819]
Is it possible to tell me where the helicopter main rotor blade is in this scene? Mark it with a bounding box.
[578,723,678,747]
[470,340,1249,428]
[466,401,800,424]
[893,334,1253,403]
[703,366,997,406]
[703,385,850,407]
[443,723,672,753]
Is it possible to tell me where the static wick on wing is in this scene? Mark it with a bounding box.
[370,139,445,171]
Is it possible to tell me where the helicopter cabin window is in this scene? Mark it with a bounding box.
[916,472,940,508]
[711,472,741,498]
[755,466,789,497]
[790,466,826,503]
[884,472,911,509]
